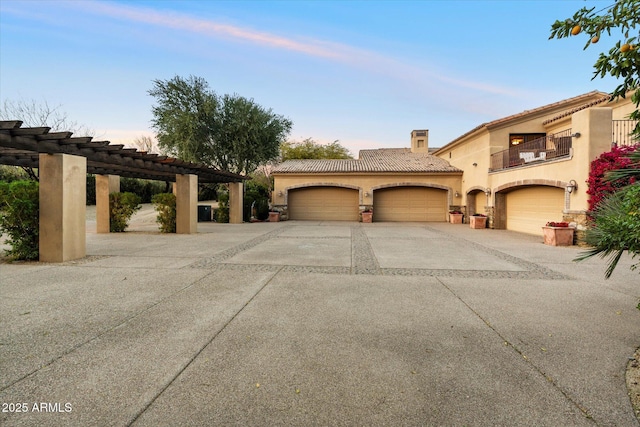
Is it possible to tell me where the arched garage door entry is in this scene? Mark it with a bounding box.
[505,186,565,235]
[373,186,447,222]
[288,186,359,221]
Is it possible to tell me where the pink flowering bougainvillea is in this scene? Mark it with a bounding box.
[587,144,640,212]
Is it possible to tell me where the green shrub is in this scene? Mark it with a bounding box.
[243,180,270,221]
[0,165,30,183]
[121,178,166,203]
[577,184,640,278]
[0,180,39,260]
[216,187,229,223]
[152,193,176,233]
[109,192,141,232]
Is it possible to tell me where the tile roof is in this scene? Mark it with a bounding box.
[433,90,609,155]
[272,148,462,174]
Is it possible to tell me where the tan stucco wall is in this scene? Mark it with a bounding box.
[435,99,632,214]
[96,175,120,233]
[272,173,463,207]
[39,153,87,262]
[176,174,197,234]
[229,182,244,224]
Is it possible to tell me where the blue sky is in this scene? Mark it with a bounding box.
[0,0,621,154]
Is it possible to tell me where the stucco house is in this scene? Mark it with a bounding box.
[272,91,637,237]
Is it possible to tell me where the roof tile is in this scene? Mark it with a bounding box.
[272,148,461,174]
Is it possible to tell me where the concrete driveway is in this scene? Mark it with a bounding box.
[1,216,639,426]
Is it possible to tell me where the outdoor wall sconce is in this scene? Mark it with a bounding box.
[571,132,581,138]
[484,188,491,196]
[364,192,371,197]
[472,162,478,167]
[566,180,578,194]
[278,191,283,196]
[455,191,460,198]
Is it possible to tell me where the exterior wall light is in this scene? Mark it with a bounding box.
[278,191,283,196]
[484,188,491,196]
[364,191,371,197]
[472,162,478,167]
[455,191,460,198]
[566,180,578,194]
[571,132,581,138]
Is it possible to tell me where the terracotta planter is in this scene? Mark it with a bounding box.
[542,226,574,246]
[268,212,280,222]
[469,215,487,229]
[361,211,373,223]
[449,213,463,224]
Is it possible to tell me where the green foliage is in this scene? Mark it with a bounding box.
[149,75,292,175]
[216,187,230,223]
[244,180,270,221]
[85,176,166,205]
[280,138,353,161]
[550,1,640,135]
[576,183,640,278]
[120,178,166,203]
[86,174,96,205]
[109,192,141,232]
[198,183,218,202]
[151,193,176,233]
[0,180,39,260]
[0,166,30,183]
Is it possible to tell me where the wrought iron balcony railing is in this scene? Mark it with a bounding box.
[489,129,573,172]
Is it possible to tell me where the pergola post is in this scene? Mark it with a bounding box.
[39,153,87,262]
[176,174,198,234]
[229,182,244,224]
[96,175,120,233]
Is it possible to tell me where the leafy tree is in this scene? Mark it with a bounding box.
[149,75,292,175]
[280,138,353,161]
[550,0,640,135]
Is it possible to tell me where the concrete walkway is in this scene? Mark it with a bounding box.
[1,214,639,426]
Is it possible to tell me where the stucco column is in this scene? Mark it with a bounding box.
[570,107,613,210]
[39,153,87,262]
[96,175,120,233]
[229,182,244,224]
[176,174,198,234]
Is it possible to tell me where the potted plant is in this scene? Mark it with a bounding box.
[361,208,373,223]
[469,213,487,229]
[268,208,281,222]
[449,210,464,224]
[542,221,574,246]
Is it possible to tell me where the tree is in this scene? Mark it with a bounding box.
[551,2,640,278]
[0,99,96,180]
[0,99,95,136]
[280,138,353,161]
[133,135,157,154]
[550,0,640,135]
[149,75,292,175]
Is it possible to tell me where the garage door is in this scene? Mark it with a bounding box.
[506,186,565,235]
[373,187,447,222]
[288,186,359,221]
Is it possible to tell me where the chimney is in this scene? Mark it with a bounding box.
[411,130,428,153]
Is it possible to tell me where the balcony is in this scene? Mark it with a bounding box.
[612,120,639,147]
[489,129,573,172]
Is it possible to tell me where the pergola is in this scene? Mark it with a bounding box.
[0,120,247,262]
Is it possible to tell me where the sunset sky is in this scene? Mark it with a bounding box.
[0,1,621,155]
